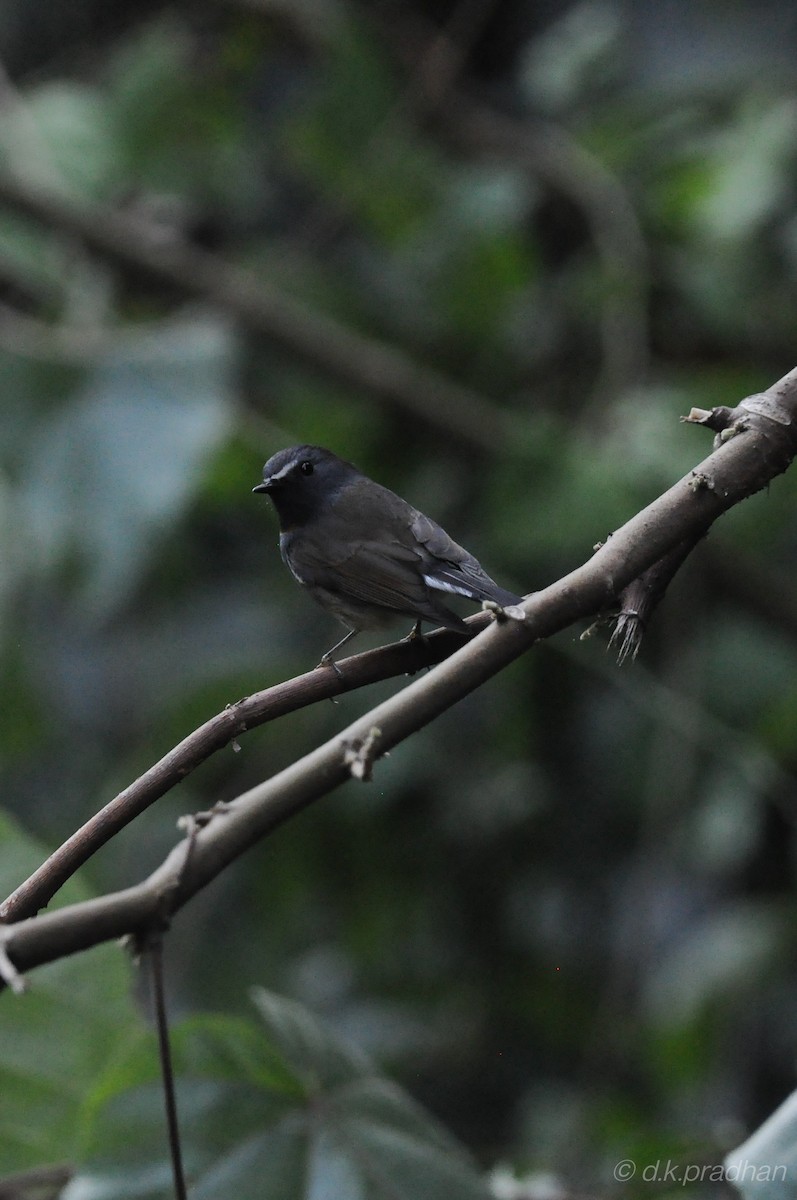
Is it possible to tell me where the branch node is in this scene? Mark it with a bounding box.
[739,390,794,427]
[177,800,231,834]
[689,470,716,493]
[342,727,382,781]
[717,419,749,444]
[682,403,755,447]
[482,599,528,624]
[151,803,233,927]
[682,404,736,431]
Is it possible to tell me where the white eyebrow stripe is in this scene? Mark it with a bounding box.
[266,462,298,483]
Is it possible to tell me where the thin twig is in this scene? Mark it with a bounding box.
[144,936,189,1200]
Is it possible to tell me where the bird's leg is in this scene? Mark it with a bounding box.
[401,620,424,643]
[318,628,358,676]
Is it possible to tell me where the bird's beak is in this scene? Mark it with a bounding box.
[252,481,270,494]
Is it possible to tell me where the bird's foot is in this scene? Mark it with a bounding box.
[317,652,345,682]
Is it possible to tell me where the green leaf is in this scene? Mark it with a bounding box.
[0,82,121,199]
[250,986,372,1090]
[694,97,797,241]
[20,316,235,612]
[0,811,142,1175]
[106,21,251,209]
[70,990,491,1199]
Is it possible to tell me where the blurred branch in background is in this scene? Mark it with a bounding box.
[0,170,517,451]
[372,3,650,405]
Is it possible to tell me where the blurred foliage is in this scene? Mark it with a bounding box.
[0,812,139,1173]
[66,986,491,1199]
[1,0,797,1195]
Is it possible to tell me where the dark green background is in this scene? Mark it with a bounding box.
[1,1,796,1194]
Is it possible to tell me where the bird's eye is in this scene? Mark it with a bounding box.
[300,461,314,476]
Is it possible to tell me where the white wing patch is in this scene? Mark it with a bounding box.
[422,573,475,599]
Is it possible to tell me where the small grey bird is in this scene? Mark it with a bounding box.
[253,445,522,665]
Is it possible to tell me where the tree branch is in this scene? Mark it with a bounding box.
[609,534,704,663]
[2,366,796,986]
[0,623,487,923]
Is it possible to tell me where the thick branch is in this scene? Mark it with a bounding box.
[3,367,796,982]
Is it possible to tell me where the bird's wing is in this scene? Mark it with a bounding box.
[281,476,518,626]
[285,525,466,629]
[411,512,522,606]
[295,537,463,624]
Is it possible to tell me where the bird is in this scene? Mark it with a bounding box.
[253,445,523,666]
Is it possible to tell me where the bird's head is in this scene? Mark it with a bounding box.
[253,445,359,528]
